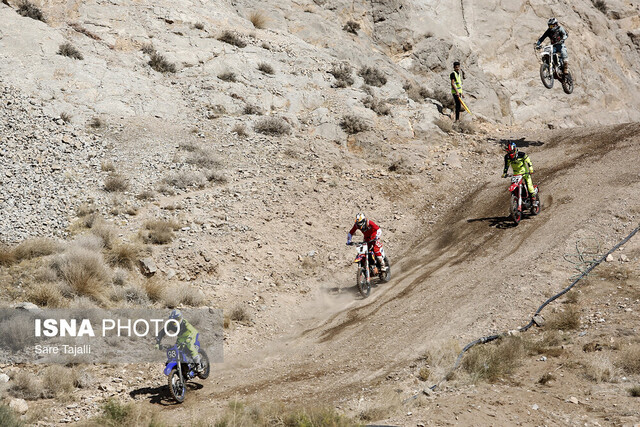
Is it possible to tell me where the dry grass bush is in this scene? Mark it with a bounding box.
[618,344,640,374]
[57,42,83,60]
[230,305,251,323]
[434,117,453,133]
[43,365,77,397]
[119,284,150,305]
[301,256,318,269]
[140,43,155,55]
[162,171,206,189]
[88,399,158,427]
[207,170,228,184]
[193,22,205,30]
[0,403,23,427]
[248,10,268,29]
[244,104,263,115]
[218,31,246,48]
[525,330,565,357]
[462,336,524,383]
[404,82,431,102]
[538,372,555,385]
[0,317,38,351]
[254,116,291,136]
[89,116,104,129]
[455,120,476,134]
[343,20,360,34]
[340,115,369,134]
[363,96,391,116]
[11,238,62,263]
[584,352,616,383]
[418,367,430,381]
[156,182,175,196]
[27,283,64,307]
[329,63,354,88]
[0,244,16,266]
[60,112,72,123]
[140,219,180,245]
[186,148,221,169]
[433,87,455,110]
[148,52,177,73]
[104,173,129,192]
[107,243,141,269]
[258,62,275,75]
[232,123,248,137]
[101,161,116,172]
[135,190,155,201]
[218,71,237,82]
[358,66,387,87]
[546,306,581,331]
[17,1,45,22]
[592,0,608,13]
[629,386,640,397]
[143,277,166,303]
[10,371,44,400]
[52,248,111,302]
[90,223,115,249]
[179,286,204,306]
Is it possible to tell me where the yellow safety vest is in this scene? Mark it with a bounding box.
[451,71,462,95]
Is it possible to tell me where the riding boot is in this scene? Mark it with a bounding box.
[562,62,569,78]
[193,353,203,373]
[376,256,387,271]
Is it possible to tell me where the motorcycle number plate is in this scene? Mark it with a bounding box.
[511,176,521,183]
[167,349,177,359]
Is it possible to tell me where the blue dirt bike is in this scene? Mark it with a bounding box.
[161,335,210,403]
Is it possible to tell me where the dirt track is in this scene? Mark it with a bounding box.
[150,124,640,424]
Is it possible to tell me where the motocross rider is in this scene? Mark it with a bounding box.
[155,309,204,373]
[535,17,569,78]
[347,213,386,271]
[502,142,537,204]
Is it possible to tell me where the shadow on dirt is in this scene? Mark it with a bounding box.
[466,215,518,229]
[487,136,545,148]
[129,382,203,405]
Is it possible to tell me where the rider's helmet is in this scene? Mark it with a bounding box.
[169,309,183,323]
[548,17,558,28]
[355,212,367,230]
[505,141,518,159]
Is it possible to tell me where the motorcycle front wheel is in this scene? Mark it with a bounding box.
[357,267,371,298]
[510,194,522,225]
[562,72,574,94]
[168,368,186,403]
[530,193,541,216]
[540,63,553,89]
[379,256,391,283]
[197,349,210,379]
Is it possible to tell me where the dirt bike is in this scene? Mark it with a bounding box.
[161,335,210,403]
[506,173,540,225]
[536,44,573,94]
[348,240,390,297]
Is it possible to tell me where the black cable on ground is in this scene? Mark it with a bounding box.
[403,223,640,403]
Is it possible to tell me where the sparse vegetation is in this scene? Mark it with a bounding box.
[57,42,83,60]
[9,371,44,400]
[254,116,291,136]
[258,62,275,75]
[0,404,23,427]
[193,22,205,30]
[207,170,229,184]
[329,63,354,88]
[107,243,141,269]
[538,372,555,385]
[140,219,180,245]
[218,31,246,48]
[584,353,615,383]
[433,87,455,110]
[162,171,206,189]
[462,336,524,383]
[592,0,608,14]
[363,96,391,116]
[243,104,263,115]
[358,66,387,87]
[435,117,454,133]
[618,344,640,374]
[17,1,45,22]
[546,306,581,331]
[136,190,155,201]
[140,43,155,55]
[418,367,430,381]
[186,147,221,169]
[101,161,116,172]
[404,81,431,102]
[340,115,369,134]
[232,123,248,137]
[343,20,360,34]
[214,401,358,427]
[629,386,640,397]
[455,120,476,134]
[179,286,204,306]
[42,365,77,397]
[148,52,177,73]
[218,71,237,82]
[230,305,251,323]
[60,112,72,123]
[248,11,268,29]
[104,173,129,192]
[52,247,111,302]
[143,278,166,303]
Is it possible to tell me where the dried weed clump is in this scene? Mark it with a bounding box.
[58,42,83,60]
[434,117,453,133]
[140,219,180,245]
[340,115,369,134]
[258,62,275,75]
[329,63,354,88]
[254,116,291,136]
[213,401,357,427]
[343,20,360,34]
[618,344,640,374]
[218,31,246,48]
[363,96,391,116]
[148,52,177,74]
[359,66,387,87]
[17,1,45,22]
[462,336,524,383]
[218,71,237,82]
[546,306,581,331]
[52,247,111,302]
[248,11,268,29]
[104,173,129,192]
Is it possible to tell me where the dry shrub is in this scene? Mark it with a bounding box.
[120,284,150,305]
[232,123,248,137]
[104,173,129,192]
[546,306,581,331]
[0,403,22,427]
[17,0,45,22]
[140,219,179,245]
[10,371,44,400]
[186,148,220,169]
[0,317,38,351]
[107,243,141,269]
[230,305,251,323]
[301,256,318,270]
[60,112,72,123]
[343,20,360,34]
[135,190,155,201]
[584,352,615,383]
[215,401,356,427]
[404,82,431,102]
[218,71,237,82]
[340,115,369,134]
[143,278,166,303]
[254,117,291,136]
[13,238,62,262]
[538,372,555,385]
[618,344,640,374]
[0,245,16,266]
[629,386,640,397]
[207,170,228,184]
[53,248,111,302]
[462,336,524,383]
[329,63,354,88]
[90,223,115,249]
[162,171,206,189]
[89,117,104,129]
[218,31,246,48]
[455,120,476,134]
[592,0,607,14]
[525,330,565,357]
[433,87,455,110]
[244,104,263,115]
[43,366,77,397]
[248,10,268,29]
[140,43,155,55]
[148,52,176,73]
[92,399,157,427]
[179,286,204,306]
[193,22,205,30]
[258,62,275,75]
[57,42,83,60]
[434,117,453,133]
[363,96,390,116]
[358,66,387,87]
[27,283,64,307]
[418,367,430,381]
[101,161,116,172]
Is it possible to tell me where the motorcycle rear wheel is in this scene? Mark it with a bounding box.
[379,256,391,283]
[540,63,553,89]
[168,368,186,403]
[510,195,522,225]
[562,72,574,94]
[357,267,371,298]
[197,349,210,379]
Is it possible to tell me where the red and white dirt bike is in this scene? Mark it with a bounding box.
[506,173,540,225]
[348,240,390,298]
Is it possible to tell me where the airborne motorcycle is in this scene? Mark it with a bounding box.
[536,44,573,94]
[506,173,540,225]
[348,240,391,297]
[161,336,209,403]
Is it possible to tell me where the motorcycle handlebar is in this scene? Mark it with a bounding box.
[504,172,532,177]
